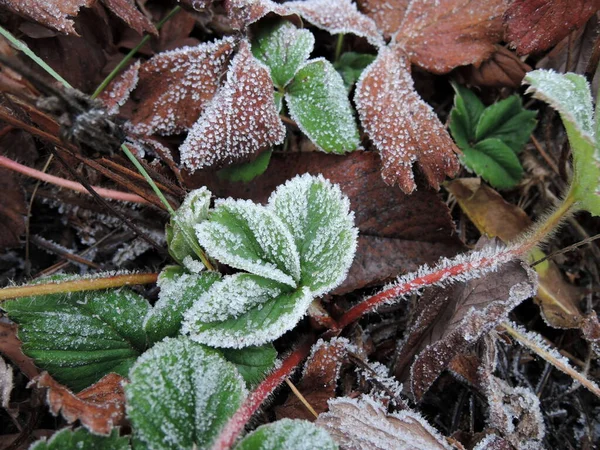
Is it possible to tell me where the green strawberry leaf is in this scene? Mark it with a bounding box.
[268,174,357,296]
[450,82,485,149]
[252,20,314,89]
[144,266,221,345]
[334,52,376,91]
[286,58,360,154]
[125,337,247,450]
[220,344,277,386]
[234,419,338,450]
[461,139,524,189]
[217,149,273,183]
[31,428,129,450]
[2,287,149,392]
[195,199,301,287]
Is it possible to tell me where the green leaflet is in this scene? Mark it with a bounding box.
[30,428,129,450]
[334,51,376,91]
[2,288,149,392]
[217,149,273,183]
[220,344,277,386]
[462,139,524,189]
[125,337,247,450]
[234,419,338,450]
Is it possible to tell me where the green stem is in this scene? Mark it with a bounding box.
[334,34,344,63]
[0,25,72,89]
[91,5,181,99]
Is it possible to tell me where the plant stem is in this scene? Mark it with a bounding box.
[334,33,344,63]
[0,272,158,301]
[0,154,149,204]
[0,25,72,89]
[91,5,181,99]
[212,339,314,450]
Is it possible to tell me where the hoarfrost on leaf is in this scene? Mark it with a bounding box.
[29,428,129,450]
[219,344,277,386]
[98,61,140,116]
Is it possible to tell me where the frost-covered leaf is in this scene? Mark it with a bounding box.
[125,337,247,450]
[287,0,384,48]
[251,20,314,88]
[0,356,13,409]
[355,47,460,193]
[268,174,357,296]
[334,52,376,91]
[98,61,140,115]
[316,396,452,449]
[286,58,360,154]
[395,0,506,74]
[461,139,524,189]
[101,0,157,36]
[2,288,149,392]
[524,69,600,215]
[217,149,273,183]
[220,344,277,386]
[0,0,92,35]
[235,418,338,450]
[195,199,301,287]
[30,428,129,450]
[180,40,286,171]
[183,286,313,348]
[225,0,292,30]
[144,267,221,345]
[34,372,126,436]
[355,0,409,39]
[128,37,235,135]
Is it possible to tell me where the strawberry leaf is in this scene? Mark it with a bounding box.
[334,52,377,91]
[217,149,273,183]
[449,83,486,150]
[286,58,360,154]
[220,344,277,386]
[125,337,247,450]
[461,139,524,189]
[30,428,129,450]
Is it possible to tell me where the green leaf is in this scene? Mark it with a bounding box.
[195,199,301,287]
[234,419,338,450]
[334,52,376,90]
[125,337,247,450]
[184,286,313,348]
[31,428,129,450]
[144,266,221,345]
[450,83,485,149]
[252,20,314,88]
[269,174,357,296]
[475,95,537,152]
[286,58,360,154]
[217,150,273,183]
[220,344,277,386]
[461,139,524,189]
[2,288,149,392]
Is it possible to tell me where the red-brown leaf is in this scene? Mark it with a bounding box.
[0,0,93,35]
[100,0,157,36]
[504,0,600,55]
[458,45,531,89]
[225,0,292,29]
[180,40,285,171]
[356,0,409,39]
[354,47,460,193]
[98,61,140,115]
[0,322,38,380]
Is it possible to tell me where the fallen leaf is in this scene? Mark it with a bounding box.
[98,61,140,115]
[395,0,506,74]
[0,168,26,250]
[128,37,236,135]
[504,0,600,55]
[225,0,292,30]
[355,0,409,39]
[458,45,531,89]
[354,46,460,193]
[316,395,452,449]
[34,372,126,435]
[0,356,13,409]
[0,0,93,35]
[0,321,39,379]
[101,0,157,36]
[394,241,537,400]
[180,40,286,171]
[446,178,600,342]
[276,338,350,421]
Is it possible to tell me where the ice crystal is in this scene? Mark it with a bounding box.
[98,61,140,115]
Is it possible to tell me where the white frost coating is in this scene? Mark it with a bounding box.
[99,61,140,115]
[180,40,286,171]
[195,198,301,287]
[472,434,507,450]
[236,418,338,450]
[287,0,385,48]
[184,273,285,323]
[268,173,358,296]
[356,361,404,405]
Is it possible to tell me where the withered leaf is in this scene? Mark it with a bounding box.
[504,0,600,55]
[276,338,349,421]
[180,40,285,171]
[394,243,537,400]
[458,45,531,89]
[356,0,409,39]
[0,168,26,250]
[98,61,140,115]
[225,0,292,30]
[34,372,126,436]
[354,47,460,193]
[0,322,38,379]
[100,0,157,36]
[128,37,236,136]
[316,396,452,449]
[0,0,93,35]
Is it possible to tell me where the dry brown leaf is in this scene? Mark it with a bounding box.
[98,61,140,115]
[356,0,409,39]
[101,0,157,36]
[394,0,506,74]
[0,168,26,250]
[0,321,38,379]
[128,37,236,136]
[276,338,350,421]
[180,40,285,171]
[446,178,600,342]
[504,0,600,55]
[0,0,93,35]
[458,45,531,89]
[316,395,452,449]
[354,46,460,193]
[225,0,292,29]
[34,372,126,435]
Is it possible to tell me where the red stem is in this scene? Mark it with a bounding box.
[212,339,315,450]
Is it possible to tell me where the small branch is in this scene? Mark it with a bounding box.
[0,272,158,301]
[285,378,318,418]
[212,339,314,450]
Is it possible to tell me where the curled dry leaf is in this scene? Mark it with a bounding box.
[128,37,236,135]
[354,47,460,193]
[458,45,531,89]
[34,372,126,436]
[355,0,409,39]
[316,395,452,450]
[225,0,292,30]
[98,61,140,115]
[0,0,93,35]
[180,40,286,171]
[0,321,38,380]
[504,0,600,55]
[100,0,157,36]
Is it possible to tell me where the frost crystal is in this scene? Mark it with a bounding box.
[180,40,286,171]
[98,61,140,115]
[236,418,338,450]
